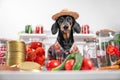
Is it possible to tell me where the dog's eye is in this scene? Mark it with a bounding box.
[66,17,72,22]
[57,19,63,25]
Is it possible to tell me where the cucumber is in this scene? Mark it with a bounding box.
[72,52,83,70]
[52,53,75,71]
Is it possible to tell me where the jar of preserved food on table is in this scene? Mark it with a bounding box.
[106,32,120,65]
[83,38,98,68]
[97,30,115,67]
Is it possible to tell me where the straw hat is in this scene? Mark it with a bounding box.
[52,9,79,20]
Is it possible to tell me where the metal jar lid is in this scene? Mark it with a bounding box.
[6,40,26,52]
[6,51,26,66]
[18,61,41,71]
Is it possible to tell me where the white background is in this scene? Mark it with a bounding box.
[0,0,120,39]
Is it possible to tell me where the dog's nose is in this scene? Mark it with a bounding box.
[64,25,68,30]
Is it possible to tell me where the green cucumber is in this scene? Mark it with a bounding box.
[72,52,83,70]
[52,53,75,71]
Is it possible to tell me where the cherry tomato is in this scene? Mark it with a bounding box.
[65,59,75,70]
[26,45,32,53]
[46,60,61,70]
[34,56,45,66]
[26,51,36,61]
[80,58,94,70]
[35,47,45,57]
[37,42,42,47]
[30,42,42,49]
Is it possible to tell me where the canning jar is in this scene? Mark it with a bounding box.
[82,24,90,34]
[0,39,7,66]
[97,31,114,67]
[83,38,98,68]
[106,32,120,65]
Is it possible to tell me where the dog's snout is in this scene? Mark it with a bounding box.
[64,25,68,30]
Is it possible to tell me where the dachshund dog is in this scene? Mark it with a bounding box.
[48,15,81,62]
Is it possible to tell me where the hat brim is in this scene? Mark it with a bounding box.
[52,11,79,20]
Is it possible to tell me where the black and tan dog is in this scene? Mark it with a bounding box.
[48,9,81,62]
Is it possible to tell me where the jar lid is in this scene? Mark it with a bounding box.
[18,61,41,71]
[7,40,26,52]
[84,38,97,42]
[96,29,115,37]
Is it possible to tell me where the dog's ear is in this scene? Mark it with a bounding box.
[51,22,58,34]
[73,21,81,33]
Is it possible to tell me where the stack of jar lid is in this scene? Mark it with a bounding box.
[6,40,26,66]
[18,61,41,71]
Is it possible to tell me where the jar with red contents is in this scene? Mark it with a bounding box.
[41,26,43,34]
[35,25,44,34]
[82,24,90,34]
[96,31,114,67]
[0,39,7,66]
[35,26,40,34]
[106,32,120,65]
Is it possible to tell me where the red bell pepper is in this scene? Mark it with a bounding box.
[106,45,120,56]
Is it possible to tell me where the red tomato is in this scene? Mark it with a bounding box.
[65,59,75,70]
[35,47,45,57]
[26,51,36,61]
[37,42,42,47]
[46,60,61,70]
[80,58,94,70]
[30,42,42,49]
[34,56,45,66]
[26,45,32,53]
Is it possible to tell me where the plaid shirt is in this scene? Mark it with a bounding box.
[48,42,79,62]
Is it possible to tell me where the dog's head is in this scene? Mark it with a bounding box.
[57,15,74,34]
[51,15,81,35]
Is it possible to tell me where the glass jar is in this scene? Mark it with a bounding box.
[106,32,120,65]
[97,31,115,67]
[83,38,98,68]
[0,39,7,66]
